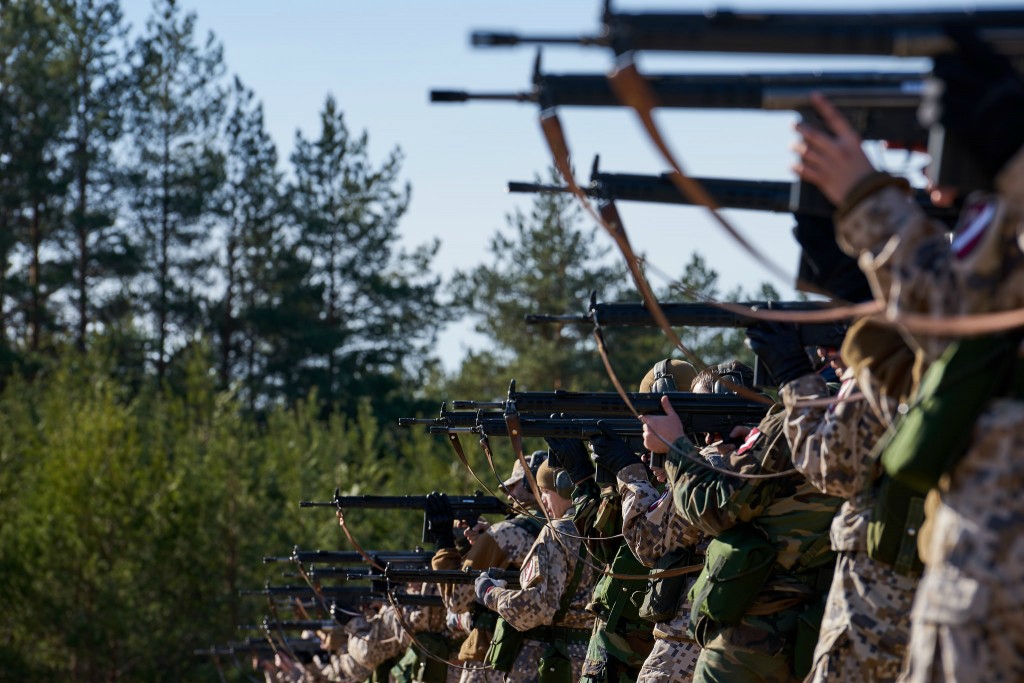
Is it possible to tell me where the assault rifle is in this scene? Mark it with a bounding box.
[263,547,435,566]
[471,6,1024,191]
[452,381,770,424]
[507,157,959,222]
[433,64,926,147]
[525,293,847,386]
[240,584,444,607]
[370,566,522,589]
[238,618,340,632]
[300,491,511,544]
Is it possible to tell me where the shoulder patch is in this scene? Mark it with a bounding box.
[648,490,670,513]
[951,199,997,260]
[736,427,763,455]
[519,554,541,588]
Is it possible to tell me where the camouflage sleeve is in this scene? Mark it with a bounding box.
[445,520,536,614]
[835,173,1024,359]
[339,603,410,678]
[618,463,699,566]
[780,373,885,499]
[482,522,577,631]
[665,434,780,537]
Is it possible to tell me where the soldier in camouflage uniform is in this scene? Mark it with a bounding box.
[596,359,704,683]
[318,581,450,683]
[475,460,599,682]
[426,454,547,683]
[747,319,919,682]
[643,375,842,683]
[793,32,1024,682]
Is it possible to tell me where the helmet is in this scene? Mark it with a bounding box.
[502,450,548,488]
[639,359,698,393]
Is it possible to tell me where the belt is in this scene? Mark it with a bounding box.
[522,625,592,644]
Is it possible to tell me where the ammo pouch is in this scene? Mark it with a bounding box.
[687,525,777,629]
[638,548,693,623]
[537,639,574,683]
[866,475,925,577]
[792,591,827,680]
[484,618,525,673]
[880,334,1024,494]
[390,632,450,683]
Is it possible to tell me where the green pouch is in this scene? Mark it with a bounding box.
[485,618,525,673]
[687,525,777,628]
[638,548,693,623]
[537,640,574,683]
[390,632,450,683]
[880,334,1021,494]
[590,544,648,629]
[792,593,827,679]
[866,475,925,576]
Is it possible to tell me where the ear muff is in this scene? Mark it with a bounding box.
[554,469,574,499]
[649,359,677,393]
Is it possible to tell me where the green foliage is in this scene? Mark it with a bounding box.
[0,344,473,682]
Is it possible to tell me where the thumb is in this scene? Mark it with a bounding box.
[660,394,679,418]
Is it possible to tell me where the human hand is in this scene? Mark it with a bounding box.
[545,437,594,484]
[474,571,507,603]
[745,321,814,386]
[640,396,685,453]
[424,491,456,550]
[925,27,1024,178]
[793,93,876,205]
[589,431,641,476]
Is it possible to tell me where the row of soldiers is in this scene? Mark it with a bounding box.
[233,21,1024,683]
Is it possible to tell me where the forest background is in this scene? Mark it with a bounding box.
[0,1,781,680]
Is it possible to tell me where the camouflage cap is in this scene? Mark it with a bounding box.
[502,450,548,488]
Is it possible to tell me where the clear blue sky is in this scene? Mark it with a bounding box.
[120,0,1008,370]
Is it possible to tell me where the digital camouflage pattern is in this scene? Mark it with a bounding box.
[320,582,449,683]
[482,512,599,680]
[835,150,1024,682]
[665,410,842,681]
[781,372,916,681]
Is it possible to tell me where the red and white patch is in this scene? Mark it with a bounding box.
[648,490,670,513]
[951,200,997,260]
[736,427,763,455]
[520,555,541,587]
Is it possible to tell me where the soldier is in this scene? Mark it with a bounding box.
[792,30,1024,683]
[474,460,598,682]
[642,364,842,683]
[425,453,547,683]
[591,358,704,683]
[747,319,920,682]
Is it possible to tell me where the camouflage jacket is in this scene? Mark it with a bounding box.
[482,511,598,632]
[780,370,893,551]
[665,410,842,610]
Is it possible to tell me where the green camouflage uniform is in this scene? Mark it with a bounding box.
[665,410,842,683]
[781,371,916,682]
[834,147,1024,682]
[570,479,656,683]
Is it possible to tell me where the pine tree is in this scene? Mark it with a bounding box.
[212,77,286,403]
[123,0,226,378]
[287,94,447,418]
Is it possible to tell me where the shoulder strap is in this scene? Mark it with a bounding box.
[553,535,587,624]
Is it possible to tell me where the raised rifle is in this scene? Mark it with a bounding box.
[453,380,770,424]
[433,62,926,148]
[525,292,847,386]
[507,156,958,223]
[471,5,1024,191]
[299,490,511,544]
[238,618,339,632]
[239,583,444,607]
[372,566,522,589]
[263,547,435,566]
